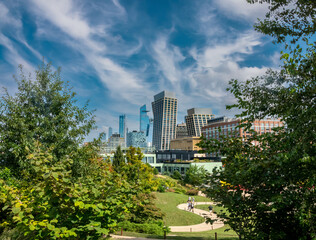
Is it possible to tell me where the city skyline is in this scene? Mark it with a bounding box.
[0,0,283,141]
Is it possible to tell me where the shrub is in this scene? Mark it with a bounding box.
[186,188,199,196]
[118,220,168,235]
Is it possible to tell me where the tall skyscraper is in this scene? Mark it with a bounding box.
[119,114,126,139]
[185,108,214,137]
[140,104,150,136]
[108,127,113,139]
[152,91,178,150]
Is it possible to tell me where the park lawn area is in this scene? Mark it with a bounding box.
[195,204,229,216]
[115,225,238,240]
[153,192,211,226]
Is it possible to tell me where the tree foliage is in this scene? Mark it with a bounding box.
[0,62,95,173]
[112,145,125,173]
[248,0,316,44]
[183,165,208,186]
[199,1,316,239]
[0,143,136,239]
[0,63,164,239]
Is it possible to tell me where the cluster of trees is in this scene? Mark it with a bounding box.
[170,165,209,187]
[0,63,164,239]
[199,0,315,239]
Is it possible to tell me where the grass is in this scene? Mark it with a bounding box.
[154,192,211,226]
[195,204,229,216]
[114,225,238,240]
[113,192,239,239]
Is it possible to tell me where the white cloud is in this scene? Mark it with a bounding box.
[213,0,270,21]
[31,0,153,105]
[0,2,22,29]
[151,35,185,85]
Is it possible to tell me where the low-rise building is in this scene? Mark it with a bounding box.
[169,136,201,151]
[126,130,147,148]
[201,117,284,156]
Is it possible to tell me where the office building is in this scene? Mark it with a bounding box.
[152,91,178,150]
[176,123,188,138]
[140,105,150,137]
[119,114,126,139]
[108,127,113,138]
[127,130,147,148]
[185,108,214,137]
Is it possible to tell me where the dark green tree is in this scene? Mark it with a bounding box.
[199,1,315,239]
[0,62,95,173]
[171,170,182,181]
[112,145,125,173]
[183,165,208,186]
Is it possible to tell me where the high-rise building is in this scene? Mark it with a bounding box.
[140,105,150,137]
[185,108,214,137]
[127,131,147,148]
[108,127,113,139]
[119,114,126,139]
[152,91,178,150]
[176,123,188,138]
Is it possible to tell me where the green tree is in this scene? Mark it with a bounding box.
[0,62,95,173]
[112,145,125,173]
[199,1,316,239]
[183,165,208,186]
[171,170,182,181]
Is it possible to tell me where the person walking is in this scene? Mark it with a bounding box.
[187,200,191,211]
[208,204,213,214]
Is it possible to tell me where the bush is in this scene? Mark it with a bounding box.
[186,188,199,196]
[118,221,167,235]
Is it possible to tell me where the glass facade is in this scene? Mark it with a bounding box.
[119,114,126,139]
[140,105,150,137]
[127,131,147,148]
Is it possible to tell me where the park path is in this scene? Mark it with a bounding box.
[111,201,225,239]
[169,201,224,232]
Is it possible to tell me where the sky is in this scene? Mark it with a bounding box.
[0,0,283,141]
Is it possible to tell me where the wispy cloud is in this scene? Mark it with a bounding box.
[30,0,153,105]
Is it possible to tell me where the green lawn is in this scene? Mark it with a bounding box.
[154,192,211,226]
[115,225,238,240]
[195,204,229,216]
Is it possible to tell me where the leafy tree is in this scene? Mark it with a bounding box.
[0,143,135,239]
[199,1,316,239]
[183,165,208,186]
[112,145,125,173]
[171,170,182,181]
[0,62,95,173]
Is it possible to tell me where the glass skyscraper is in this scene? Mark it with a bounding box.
[140,104,150,137]
[119,114,126,139]
[108,127,113,139]
[152,91,177,150]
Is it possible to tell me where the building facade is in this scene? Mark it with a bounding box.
[169,136,201,151]
[152,91,178,150]
[119,114,126,139]
[108,127,113,139]
[176,123,188,138]
[127,130,147,148]
[185,108,214,137]
[140,105,150,137]
[107,133,125,149]
[201,117,284,156]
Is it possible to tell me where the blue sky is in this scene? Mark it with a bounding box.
[0,0,282,141]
